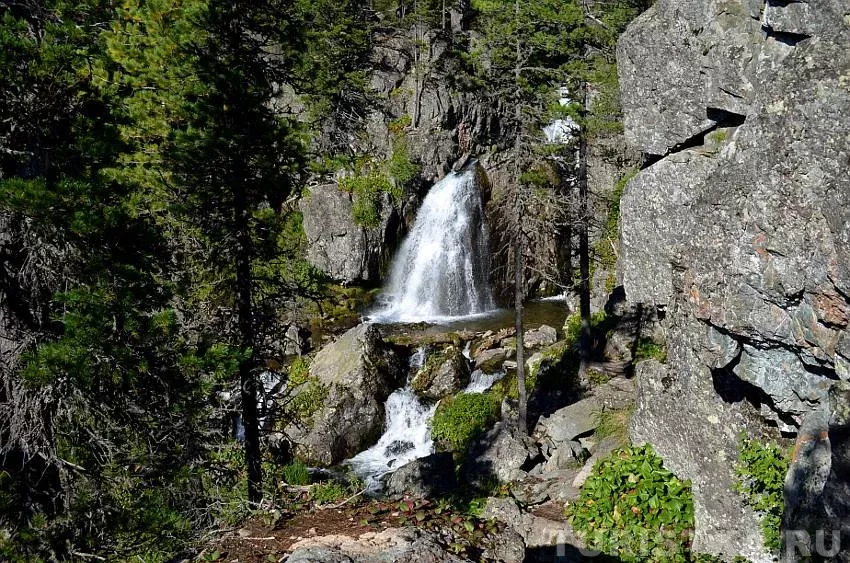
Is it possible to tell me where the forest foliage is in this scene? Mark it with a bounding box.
[0,0,648,559]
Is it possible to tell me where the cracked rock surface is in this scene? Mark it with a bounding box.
[618,0,850,559]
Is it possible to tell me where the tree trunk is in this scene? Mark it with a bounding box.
[514,225,527,432]
[577,81,591,379]
[234,181,262,505]
[512,0,527,433]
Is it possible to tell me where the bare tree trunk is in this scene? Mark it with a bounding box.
[514,225,527,432]
[577,81,591,379]
[412,0,423,128]
[234,181,262,505]
[512,0,527,433]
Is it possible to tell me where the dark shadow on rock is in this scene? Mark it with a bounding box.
[710,353,798,431]
[525,544,623,562]
[383,451,457,498]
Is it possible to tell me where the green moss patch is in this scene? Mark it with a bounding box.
[431,393,500,453]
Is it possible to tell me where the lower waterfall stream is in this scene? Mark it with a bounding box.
[346,347,504,490]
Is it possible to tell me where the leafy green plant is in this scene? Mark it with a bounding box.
[563,310,609,348]
[431,393,500,453]
[309,480,348,504]
[566,444,695,562]
[282,460,310,486]
[634,338,667,363]
[733,435,790,552]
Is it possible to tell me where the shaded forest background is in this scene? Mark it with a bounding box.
[0,0,648,559]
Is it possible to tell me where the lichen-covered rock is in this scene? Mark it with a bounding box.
[464,422,532,487]
[299,184,399,283]
[782,382,850,559]
[288,323,403,466]
[523,324,558,349]
[473,347,510,373]
[630,358,770,561]
[481,496,583,556]
[533,397,600,446]
[411,346,471,400]
[618,2,850,557]
[287,527,465,563]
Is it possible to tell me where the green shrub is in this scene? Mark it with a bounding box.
[566,444,695,562]
[388,139,420,189]
[282,460,310,486]
[563,310,609,348]
[310,480,347,504]
[288,356,310,385]
[733,435,790,552]
[337,138,418,229]
[431,393,500,453]
[340,172,397,228]
[634,338,667,363]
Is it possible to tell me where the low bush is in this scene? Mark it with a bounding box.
[309,480,347,504]
[282,460,310,486]
[431,393,500,453]
[733,435,790,552]
[566,444,695,562]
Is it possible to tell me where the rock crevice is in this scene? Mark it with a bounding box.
[618,0,850,558]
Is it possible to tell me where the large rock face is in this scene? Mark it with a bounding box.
[296,25,511,286]
[618,1,850,559]
[300,185,400,283]
[288,323,403,466]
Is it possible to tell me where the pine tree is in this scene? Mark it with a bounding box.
[102,0,307,504]
[472,0,583,430]
[0,2,214,558]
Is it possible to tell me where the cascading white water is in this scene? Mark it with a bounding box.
[463,369,505,394]
[346,346,505,489]
[373,169,495,322]
[346,348,436,490]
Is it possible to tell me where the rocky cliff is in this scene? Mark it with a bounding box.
[297,23,515,287]
[618,1,850,559]
[293,18,605,301]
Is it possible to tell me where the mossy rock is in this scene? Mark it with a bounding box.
[411,346,472,400]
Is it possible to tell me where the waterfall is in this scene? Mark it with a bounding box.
[346,348,436,490]
[346,345,504,490]
[373,169,495,322]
